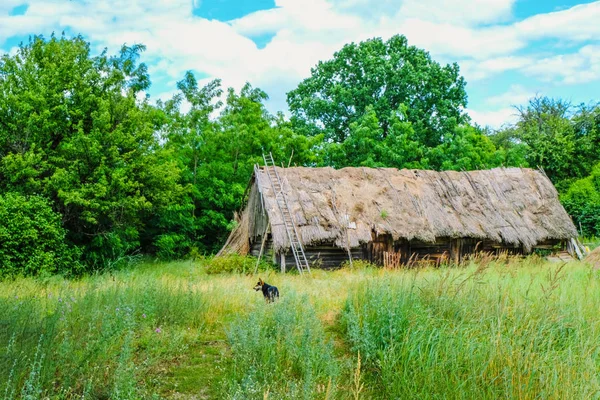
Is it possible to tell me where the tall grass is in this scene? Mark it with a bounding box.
[224,293,339,399]
[0,270,208,398]
[341,260,600,399]
[2,257,600,398]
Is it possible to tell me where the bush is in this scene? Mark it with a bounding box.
[154,233,191,261]
[205,255,274,275]
[0,192,80,277]
[561,162,600,236]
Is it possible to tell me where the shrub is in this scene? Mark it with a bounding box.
[561,164,600,236]
[0,192,80,277]
[154,233,191,261]
[204,255,274,275]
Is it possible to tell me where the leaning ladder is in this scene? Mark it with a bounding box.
[262,152,311,275]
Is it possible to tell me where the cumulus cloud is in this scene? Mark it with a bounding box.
[467,85,536,128]
[515,2,600,42]
[485,85,537,108]
[467,107,519,129]
[523,45,600,84]
[1,0,599,125]
[460,56,533,82]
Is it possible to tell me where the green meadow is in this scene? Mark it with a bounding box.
[2,257,600,399]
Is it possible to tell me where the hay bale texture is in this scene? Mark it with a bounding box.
[585,246,600,269]
[224,166,577,255]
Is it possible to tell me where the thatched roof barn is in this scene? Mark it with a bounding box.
[220,166,578,269]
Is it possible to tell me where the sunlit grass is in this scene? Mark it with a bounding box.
[1,256,599,398]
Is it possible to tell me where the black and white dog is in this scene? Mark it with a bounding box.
[253,278,279,303]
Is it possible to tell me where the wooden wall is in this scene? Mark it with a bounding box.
[250,227,565,270]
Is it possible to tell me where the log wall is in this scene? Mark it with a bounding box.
[249,225,566,270]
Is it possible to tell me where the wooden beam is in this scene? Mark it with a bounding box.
[253,224,270,275]
[280,252,286,273]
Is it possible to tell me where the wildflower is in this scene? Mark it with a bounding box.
[155,328,161,333]
[142,314,146,318]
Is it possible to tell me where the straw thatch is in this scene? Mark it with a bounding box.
[585,246,600,269]
[222,166,577,255]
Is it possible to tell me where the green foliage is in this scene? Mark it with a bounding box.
[204,255,274,275]
[288,34,467,147]
[0,35,184,271]
[0,270,207,398]
[1,33,597,274]
[341,264,600,399]
[325,105,503,170]
[0,192,80,277]
[494,98,600,185]
[561,162,600,236]
[154,233,191,261]
[514,97,577,182]
[161,75,320,253]
[224,294,339,398]
[430,124,503,170]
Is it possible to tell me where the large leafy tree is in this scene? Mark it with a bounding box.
[513,97,577,184]
[561,162,600,237]
[0,35,183,269]
[287,34,467,147]
[162,74,320,253]
[572,103,600,178]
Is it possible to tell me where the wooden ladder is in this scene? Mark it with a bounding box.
[263,152,310,275]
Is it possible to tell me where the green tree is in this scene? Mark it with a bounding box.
[162,75,320,253]
[486,126,529,168]
[572,103,600,178]
[514,97,576,183]
[561,162,600,237]
[287,34,467,147]
[429,125,502,171]
[327,105,427,169]
[0,192,80,277]
[0,35,183,269]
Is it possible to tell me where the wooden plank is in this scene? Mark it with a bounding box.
[253,224,270,275]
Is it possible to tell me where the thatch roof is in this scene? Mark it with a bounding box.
[585,246,600,269]
[224,166,577,254]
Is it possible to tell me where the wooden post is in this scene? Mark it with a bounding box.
[280,252,286,273]
[253,224,270,275]
[450,239,462,265]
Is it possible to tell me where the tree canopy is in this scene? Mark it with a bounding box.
[0,35,183,270]
[0,33,598,276]
[287,35,468,147]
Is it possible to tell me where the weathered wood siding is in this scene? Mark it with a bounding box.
[249,218,566,270]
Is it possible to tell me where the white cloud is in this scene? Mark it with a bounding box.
[467,107,519,129]
[467,85,535,128]
[485,85,537,107]
[524,45,600,84]
[397,0,515,26]
[1,0,600,130]
[460,56,533,81]
[515,2,600,42]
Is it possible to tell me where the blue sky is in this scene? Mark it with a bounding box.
[1,0,599,128]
